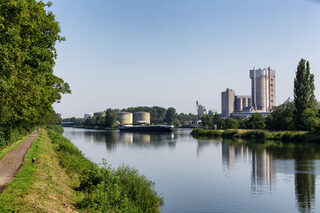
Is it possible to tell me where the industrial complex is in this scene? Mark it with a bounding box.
[84,111,151,125]
[221,67,276,118]
[83,67,277,123]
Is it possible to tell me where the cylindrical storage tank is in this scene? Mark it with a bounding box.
[117,112,133,125]
[133,112,150,124]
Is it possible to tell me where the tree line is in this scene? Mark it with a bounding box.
[202,59,320,133]
[64,106,198,129]
[0,1,70,147]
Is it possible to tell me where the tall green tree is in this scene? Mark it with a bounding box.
[294,59,317,130]
[105,109,117,128]
[164,107,176,124]
[0,0,70,141]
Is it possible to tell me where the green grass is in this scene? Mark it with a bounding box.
[0,131,41,212]
[0,128,162,212]
[48,129,162,212]
[0,134,30,161]
[191,128,319,143]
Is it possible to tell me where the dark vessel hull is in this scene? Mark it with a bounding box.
[119,125,174,133]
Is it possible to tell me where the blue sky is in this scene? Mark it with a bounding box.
[51,0,320,118]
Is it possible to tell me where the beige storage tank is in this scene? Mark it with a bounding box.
[133,112,150,124]
[117,112,133,125]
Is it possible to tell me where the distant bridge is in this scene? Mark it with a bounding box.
[61,122,75,127]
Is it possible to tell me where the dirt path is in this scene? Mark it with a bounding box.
[0,130,39,193]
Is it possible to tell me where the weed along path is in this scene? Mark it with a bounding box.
[0,130,39,193]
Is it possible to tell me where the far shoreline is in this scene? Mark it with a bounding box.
[191,128,320,143]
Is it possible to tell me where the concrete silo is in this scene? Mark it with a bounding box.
[133,112,151,124]
[250,67,276,112]
[117,112,133,125]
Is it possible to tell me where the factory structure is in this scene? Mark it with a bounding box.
[221,67,276,117]
[116,112,151,125]
[196,101,217,119]
[84,110,151,125]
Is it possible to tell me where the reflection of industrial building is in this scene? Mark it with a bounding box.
[133,112,150,124]
[221,143,250,167]
[117,112,133,125]
[251,150,276,194]
[250,67,276,112]
[222,143,235,167]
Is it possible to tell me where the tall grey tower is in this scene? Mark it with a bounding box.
[221,88,235,117]
[250,67,276,112]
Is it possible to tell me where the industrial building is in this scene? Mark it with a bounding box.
[84,113,93,120]
[196,101,207,118]
[234,96,252,112]
[221,88,236,117]
[133,112,151,124]
[250,67,276,112]
[93,111,106,117]
[117,112,133,125]
[221,67,276,117]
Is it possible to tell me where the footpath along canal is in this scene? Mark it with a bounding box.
[0,130,39,192]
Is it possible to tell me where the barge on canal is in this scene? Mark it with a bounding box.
[119,125,174,133]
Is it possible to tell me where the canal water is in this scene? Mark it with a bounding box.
[63,127,320,213]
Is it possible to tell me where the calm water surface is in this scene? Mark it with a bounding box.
[63,127,320,213]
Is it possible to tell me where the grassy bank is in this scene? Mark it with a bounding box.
[191,128,320,143]
[0,129,80,212]
[0,127,162,212]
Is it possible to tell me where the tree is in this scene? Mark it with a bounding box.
[266,102,295,131]
[246,114,266,129]
[105,109,117,128]
[0,1,70,138]
[294,59,317,130]
[164,107,176,124]
[201,115,213,128]
[225,118,239,129]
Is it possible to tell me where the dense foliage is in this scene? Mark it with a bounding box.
[294,59,317,130]
[48,129,162,212]
[65,106,197,129]
[200,59,319,133]
[0,0,70,146]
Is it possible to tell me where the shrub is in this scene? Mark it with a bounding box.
[281,132,295,142]
[222,130,238,138]
[47,129,161,212]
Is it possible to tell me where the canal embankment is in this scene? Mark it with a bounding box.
[191,128,320,143]
[0,127,162,212]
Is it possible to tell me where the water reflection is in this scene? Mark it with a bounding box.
[295,160,315,213]
[221,142,250,168]
[64,128,320,213]
[221,140,320,213]
[251,149,275,195]
[68,130,176,151]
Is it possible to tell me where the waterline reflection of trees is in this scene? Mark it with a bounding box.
[221,140,319,213]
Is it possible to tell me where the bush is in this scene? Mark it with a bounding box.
[46,125,64,134]
[47,129,161,212]
[222,130,239,138]
[241,131,270,140]
[281,132,295,142]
